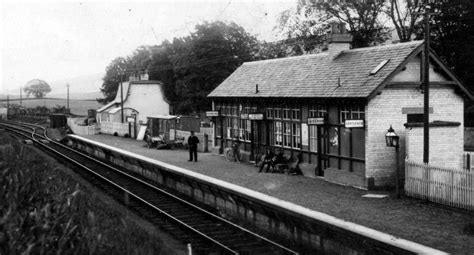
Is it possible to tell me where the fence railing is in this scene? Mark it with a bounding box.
[405,159,474,211]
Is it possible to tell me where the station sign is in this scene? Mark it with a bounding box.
[127,117,135,123]
[308,117,325,125]
[249,113,264,120]
[240,113,249,119]
[206,111,220,117]
[345,119,365,128]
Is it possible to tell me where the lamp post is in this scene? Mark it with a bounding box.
[386,125,401,198]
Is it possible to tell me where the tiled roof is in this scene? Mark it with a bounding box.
[208,41,423,98]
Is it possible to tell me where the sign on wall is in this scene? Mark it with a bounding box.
[302,123,308,146]
[206,111,219,117]
[345,119,364,128]
[308,117,325,125]
[240,113,249,119]
[249,113,264,120]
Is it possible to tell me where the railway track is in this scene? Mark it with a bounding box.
[1,120,300,255]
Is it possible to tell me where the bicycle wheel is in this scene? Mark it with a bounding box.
[225,149,233,161]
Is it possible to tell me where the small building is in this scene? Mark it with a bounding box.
[207,24,473,189]
[96,75,171,136]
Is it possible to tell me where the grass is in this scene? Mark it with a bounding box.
[0,133,181,254]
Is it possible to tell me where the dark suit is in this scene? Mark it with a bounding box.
[188,135,200,161]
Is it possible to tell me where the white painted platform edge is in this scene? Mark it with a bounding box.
[69,134,448,254]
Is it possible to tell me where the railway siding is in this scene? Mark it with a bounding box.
[66,134,446,254]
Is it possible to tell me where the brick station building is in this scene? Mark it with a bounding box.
[207,26,473,189]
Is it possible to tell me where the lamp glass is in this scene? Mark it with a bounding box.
[385,125,399,147]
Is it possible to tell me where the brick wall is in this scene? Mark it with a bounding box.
[366,85,464,187]
[406,125,463,168]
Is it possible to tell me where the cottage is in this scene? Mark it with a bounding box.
[207,24,473,189]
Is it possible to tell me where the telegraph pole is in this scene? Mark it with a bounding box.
[66,83,70,114]
[6,95,9,120]
[20,86,22,106]
[120,70,124,123]
[416,1,437,164]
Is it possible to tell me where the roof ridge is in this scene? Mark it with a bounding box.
[244,52,328,65]
[243,40,423,66]
[345,40,424,53]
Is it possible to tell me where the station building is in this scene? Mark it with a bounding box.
[207,26,473,189]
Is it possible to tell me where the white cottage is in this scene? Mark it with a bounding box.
[97,79,170,136]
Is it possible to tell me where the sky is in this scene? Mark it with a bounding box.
[0,0,295,94]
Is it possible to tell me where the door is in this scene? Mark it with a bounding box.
[317,126,329,176]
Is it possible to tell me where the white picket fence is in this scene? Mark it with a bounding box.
[405,159,474,210]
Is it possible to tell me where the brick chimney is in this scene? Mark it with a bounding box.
[327,22,352,59]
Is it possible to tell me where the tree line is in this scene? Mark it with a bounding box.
[98,0,474,115]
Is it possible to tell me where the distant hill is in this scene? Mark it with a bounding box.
[49,73,104,98]
[1,73,105,100]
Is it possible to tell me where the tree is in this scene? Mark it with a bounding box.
[23,79,51,98]
[423,0,474,94]
[384,0,423,42]
[148,41,177,107]
[98,57,128,104]
[170,21,259,114]
[277,0,388,52]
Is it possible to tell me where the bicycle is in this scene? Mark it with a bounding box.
[225,142,241,162]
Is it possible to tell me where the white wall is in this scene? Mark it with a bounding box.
[366,86,464,187]
[123,83,170,123]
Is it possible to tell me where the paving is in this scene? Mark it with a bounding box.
[79,133,474,254]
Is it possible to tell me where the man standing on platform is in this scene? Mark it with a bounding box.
[188,131,200,162]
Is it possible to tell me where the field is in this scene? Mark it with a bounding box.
[6,98,102,116]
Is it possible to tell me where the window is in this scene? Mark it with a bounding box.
[309,105,327,118]
[351,105,365,120]
[292,109,300,120]
[274,108,281,119]
[407,114,424,123]
[340,105,365,124]
[282,108,291,120]
[283,122,291,147]
[274,121,282,146]
[292,122,301,148]
[340,106,350,124]
[266,108,273,119]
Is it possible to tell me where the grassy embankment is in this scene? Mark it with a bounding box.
[0,132,183,254]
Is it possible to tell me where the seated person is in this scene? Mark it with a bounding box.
[272,150,287,173]
[259,149,275,173]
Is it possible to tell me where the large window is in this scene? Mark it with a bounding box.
[267,106,301,149]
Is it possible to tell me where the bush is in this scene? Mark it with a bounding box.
[0,134,171,254]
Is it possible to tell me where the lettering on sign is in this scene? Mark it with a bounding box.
[308,117,325,125]
[249,113,264,120]
[240,113,249,119]
[345,119,364,128]
[206,111,219,117]
[127,117,135,123]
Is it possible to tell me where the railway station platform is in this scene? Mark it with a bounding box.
[71,133,473,253]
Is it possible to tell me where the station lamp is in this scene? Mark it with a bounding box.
[385,125,399,148]
[385,125,401,198]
